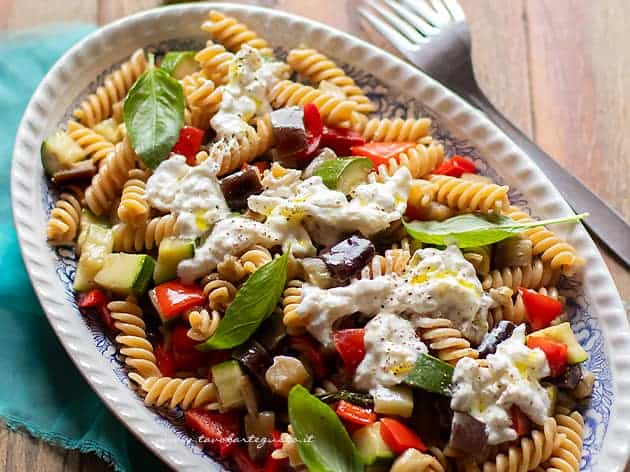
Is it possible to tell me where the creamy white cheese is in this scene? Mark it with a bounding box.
[211,46,289,137]
[450,325,551,445]
[177,217,280,283]
[354,313,427,391]
[145,155,229,238]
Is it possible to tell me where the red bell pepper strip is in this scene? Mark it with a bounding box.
[526,336,569,377]
[153,280,205,320]
[78,289,108,308]
[321,126,365,156]
[510,405,531,436]
[155,343,177,377]
[232,447,263,472]
[97,305,117,333]
[288,335,328,379]
[184,409,240,458]
[263,455,288,472]
[379,418,427,454]
[333,329,366,374]
[518,288,564,330]
[336,400,376,426]
[350,142,415,167]
[295,103,323,160]
[171,324,210,371]
[172,126,206,165]
[433,155,477,177]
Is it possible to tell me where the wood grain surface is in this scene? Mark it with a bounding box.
[2,0,629,470]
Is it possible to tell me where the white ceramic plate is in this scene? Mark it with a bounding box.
[11,4,630,471]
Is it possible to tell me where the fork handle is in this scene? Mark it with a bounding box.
[449,79,630,268]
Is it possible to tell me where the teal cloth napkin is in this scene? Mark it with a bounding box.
[0,25,168,472]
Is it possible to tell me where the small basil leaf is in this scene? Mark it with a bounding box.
[404,212,587,248]
[124,67,185,169]
[289,385,364,472]
[160,51,199,79]
[198,251,289,350]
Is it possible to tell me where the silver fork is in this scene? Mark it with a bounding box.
[359,0,630,268]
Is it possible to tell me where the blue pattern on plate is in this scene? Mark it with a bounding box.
[45,41,611,471]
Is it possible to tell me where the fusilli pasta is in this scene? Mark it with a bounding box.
[117,169,149,226]
[430,174,510,214]
[415,317,479,365]
[131,375,217,410]
[355,117,432,143]
[187,308,221,342]
[372,142,444,182]
[66,120,114,166]
[482,258,560,291]
[47,185,83,245]
[358,248,410,279]
[181,71,222,129]
[282,279,306,335]
[202,10,273,55]
[194,40,234,85]
[407,178,438,209]
[202,273,238,312]
[489,286,561,327]
[542,410,583,472]
[113,214,178,252]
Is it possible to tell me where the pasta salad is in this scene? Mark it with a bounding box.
[43,10,592,472]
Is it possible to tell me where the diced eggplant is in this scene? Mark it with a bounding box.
[220,167,263,211]
[448,412,488,454]
[319,234,375,282]
[52,161,97,184]
[552,364,582,390]
[477,321,517,357]
[255,310,287,353]
[244,410,275,461]
[270,106,307,159]
[232,340,273,385]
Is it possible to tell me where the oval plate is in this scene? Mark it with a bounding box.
[10,4,630,471]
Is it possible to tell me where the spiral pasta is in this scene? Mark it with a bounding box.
[217,255,248,283]
[113,214,178,252]
[202,273,238,312]
[482,258,560,291]
[202,10,273,55]
[73,49,147,127]
[131,375,217,410]
[194,40,234,85]
[205,115,274,176]
[85,136,137,215]
[271,426,305,468]
[109,298,161,379]
[181,71,222,128]
[429,174,510,214]
[287,48,375,114]
[117,169,149,226]
[372,142,444,182]
[463,246,492,276]
[415,317,479,365]
[239,244,273,274]
[282,279,306,335]
[187,308,221,342]
[489,286,561,327]
[269,80,358,127]
[359,248,410,279]
[47,185,83,245]
[503,206,585,275]
[355,117,432,143]
[543,411,583,472]
[66,120,114,166]
[406,178,438,209]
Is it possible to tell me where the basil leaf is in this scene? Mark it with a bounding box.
[198,251,289,350]
[124,67,185,169]
[404,212,587,248]
[160,51,199,79]
[289,385,364,472]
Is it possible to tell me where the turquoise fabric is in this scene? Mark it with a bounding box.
[0,25,167,472]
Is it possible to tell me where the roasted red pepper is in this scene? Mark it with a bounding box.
[172,126,205,165]
[172,324,209,371]
[518,288,563,330]
[288,335,327,379]
[526,336,568,377]
[78,289,108,308]
[379,418,427,454]
[336,400,376,426]
[350,142,415,167]
[510,405,531,436]
[321,126,365,156]
[232,447,263,472]
[295,103,323,160]
[433,155,477,177]
[333,329,366,374]
[185,409,240,458]
[153,280,205,320]
[97,305,116,333]
[155,343,177,377]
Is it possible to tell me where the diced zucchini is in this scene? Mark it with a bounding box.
[77,209,110,255]
[314,158,373,195]
[153,237,195,284]
[211,360,246,411]
[94,253,155,296]
[528,322,588,364]
[41,130,87,177]
[160,51,199,80]
[352,422,394,466]
[404,353,454,396]
[73,225,113,292]
[372,385,414,418]
[93,118,122,143]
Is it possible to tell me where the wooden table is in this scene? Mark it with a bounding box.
[2,0,629,470]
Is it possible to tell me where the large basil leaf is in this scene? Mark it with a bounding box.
[404,212,587,248]
[288,385,364,472]
[198,251,288,350]
[124,67,185,169]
